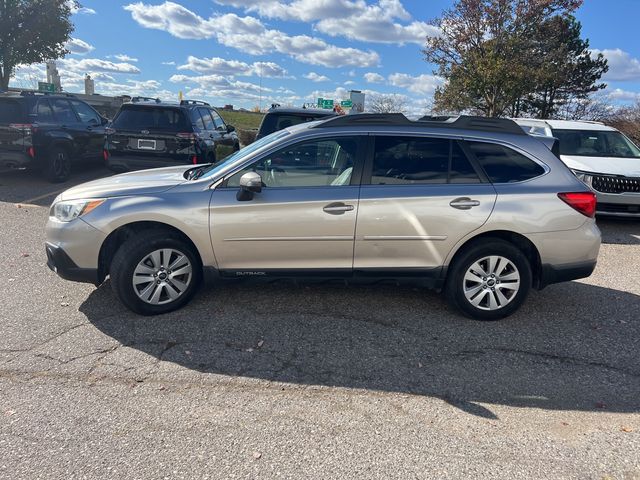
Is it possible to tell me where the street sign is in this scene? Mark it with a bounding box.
[340,100,353,108]
[321,99,334,109]
[38,82,55,93]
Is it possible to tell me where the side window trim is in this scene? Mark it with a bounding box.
[361,134,487,186]
[220,134,367,188]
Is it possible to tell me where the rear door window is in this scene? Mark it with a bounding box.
[198,108,215,131]
[466,142,545,183]
[190,109,206,131]
[112,106,190,132]
[50,99,79,124]
[210,109,226,130]
[371,136,481,185]
[36,100,55,122]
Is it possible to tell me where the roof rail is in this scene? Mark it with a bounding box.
[313,113,525,135]
[19,91,73,97]
[180,99,210,106]
[131,96,161,104]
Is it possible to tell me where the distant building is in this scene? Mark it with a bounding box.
[45,61,61,92]
[84,74,95,95]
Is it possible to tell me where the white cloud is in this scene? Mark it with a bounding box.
[364,72,384,83]
[214,0,439,45]
[68,1,96,14]
[65,38,94,55]
[606,88,640,102]
[344,80,355,86]
[59,58,141,75]
[388,72,443,96]
[177,56,289,78]
[304,72,330,82]
[169,73,272,100]
[162,61,176,65]
[124,2,379,68]
[592,48,640,82]
[111,54,139,62]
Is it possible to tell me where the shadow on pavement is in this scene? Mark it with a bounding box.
[80,278,640,418]
[0,163,111,206]
[597,217,640,246]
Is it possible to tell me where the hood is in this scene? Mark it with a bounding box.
[561,155,640,177]
[59,165,192,201]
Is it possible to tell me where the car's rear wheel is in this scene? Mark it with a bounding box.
[445,240,531,321]
[44,146,71,183]
[110,231,202,315]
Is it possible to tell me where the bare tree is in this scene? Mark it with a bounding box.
[606,101,640,145]
[367,93,408,114]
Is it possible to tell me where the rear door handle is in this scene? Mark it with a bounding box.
[323,202,354,215]
[450,197,480,210]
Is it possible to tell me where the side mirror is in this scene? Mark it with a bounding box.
[237,171,262,201]
[227,124,236,133]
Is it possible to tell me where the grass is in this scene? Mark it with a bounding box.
[219,110,264,130]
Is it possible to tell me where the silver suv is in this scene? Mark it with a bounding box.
[46,114,601,320]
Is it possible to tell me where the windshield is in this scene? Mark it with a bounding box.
[553,129,640,158]
[191,129,291,180]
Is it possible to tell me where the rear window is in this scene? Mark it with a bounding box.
[0,99,25,123]
[259,112,333,137]
[112,106,190,132]
[466,142,545,183]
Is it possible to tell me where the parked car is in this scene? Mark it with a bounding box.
[105,99,239,172]
[46,114,600,320]
[0,92,108,182]
[515,118,640,217]
[256,106,337,139]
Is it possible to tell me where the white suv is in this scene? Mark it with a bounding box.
[515,119,640,217]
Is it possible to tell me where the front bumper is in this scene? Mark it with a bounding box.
[46,243,99,285]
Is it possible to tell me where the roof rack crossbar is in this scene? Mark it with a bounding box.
[180,99,210,106]
[130,96,161,104]
[313,113,525,135]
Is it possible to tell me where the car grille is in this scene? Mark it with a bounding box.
[592,175,640,194]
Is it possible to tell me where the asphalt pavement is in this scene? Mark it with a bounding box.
[0,167,639,479]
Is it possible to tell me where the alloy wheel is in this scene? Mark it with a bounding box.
[132,248,193,305]
[462,255,521,311]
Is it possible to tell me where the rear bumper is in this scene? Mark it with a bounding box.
[539,260,596,289]
[0,151,33,169]
[106,154,195,172]
[46,242,99,285]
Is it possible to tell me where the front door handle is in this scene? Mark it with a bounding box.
[450,197,481,210]
[323,202,354,215]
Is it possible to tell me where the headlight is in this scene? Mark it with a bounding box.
[50,199,105,222]
[571,170,593,186]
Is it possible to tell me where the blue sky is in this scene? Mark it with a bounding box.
[11,0,640,113]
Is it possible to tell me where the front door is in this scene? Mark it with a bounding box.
[209,135,364,273]
[354,135,497,272]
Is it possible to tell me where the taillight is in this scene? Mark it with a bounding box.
[103,149,109,161]
[27,146,35,158]
[191,155,198,164]
[558,192,596,218]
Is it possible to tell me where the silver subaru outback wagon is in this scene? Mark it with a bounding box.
[45,114,601,320]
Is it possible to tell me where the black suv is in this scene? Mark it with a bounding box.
[0,92,108,182]
[105,99,239,172]
[256,106,337,140]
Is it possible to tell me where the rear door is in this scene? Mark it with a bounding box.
[354,135,497,272]
[49,98,86,158]
[108,105,193,165]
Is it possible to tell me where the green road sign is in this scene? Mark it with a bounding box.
[320,99,334,109]
[340,100,353,108]
[38,82,55,93]
[317,97,323,107]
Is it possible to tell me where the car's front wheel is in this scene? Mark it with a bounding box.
[110,231,202,315]
[445,240,532,321]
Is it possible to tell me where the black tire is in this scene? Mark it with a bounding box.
[44,146,72,183]
[445,239,532,321]
[233,142,240,152]
[110,230,202,315]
